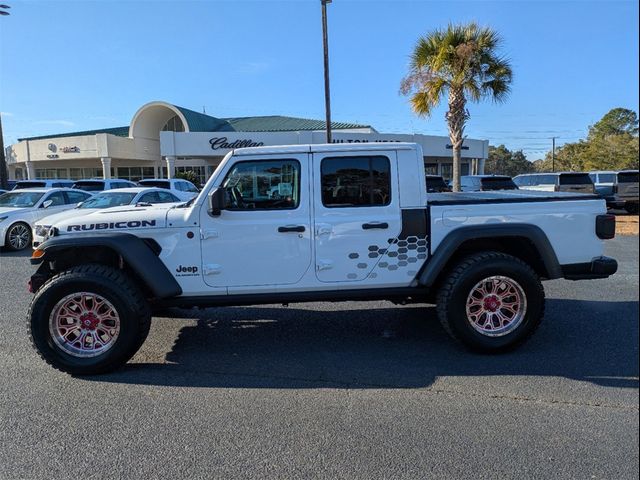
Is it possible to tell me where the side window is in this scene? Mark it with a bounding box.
[65,191,90,204]
[45,191,66,206]
[321,156,391,207]
[222,159,300,210]
[139,192,161,203]
[185,182,199,193]
[157,191,180,203]
[176,182,187,192]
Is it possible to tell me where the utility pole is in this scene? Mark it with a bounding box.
[0,5,10,188]
[551,136,557,172]
[0,114,7,189]
[321,0,332,143]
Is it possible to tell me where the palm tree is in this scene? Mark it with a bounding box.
[401,23,513,191]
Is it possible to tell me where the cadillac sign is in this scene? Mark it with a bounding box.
[209,137,264,151]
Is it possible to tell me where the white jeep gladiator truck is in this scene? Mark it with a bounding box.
[27,143,618,375]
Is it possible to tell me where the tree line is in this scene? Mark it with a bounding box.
[485,108,639,176]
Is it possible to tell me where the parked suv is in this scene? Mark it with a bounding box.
[617,170,639,213]
[137,178,200,201]
[425,175,451,193]
[13,179,75,189]
[513,173,594,194]
[460,175,518,192]
[72,179,137,192]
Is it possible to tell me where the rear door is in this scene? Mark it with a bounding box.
[312,151,401,283]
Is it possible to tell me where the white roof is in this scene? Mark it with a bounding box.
[232,142,419,156]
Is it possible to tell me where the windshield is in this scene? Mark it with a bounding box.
[79,192,137,209]
[73,181,105,191]
[0,191,45,208]
[139,180,171,189]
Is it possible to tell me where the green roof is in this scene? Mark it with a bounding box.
[18,126,129,142]
[18,104,370,141]
[221,115,369,132]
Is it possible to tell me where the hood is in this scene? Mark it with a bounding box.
[0,207,24,217]
[54,204,172,235]
[36,208,96,227]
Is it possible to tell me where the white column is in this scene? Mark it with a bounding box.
[101,157,112,179]
[478,158,486,175]
[26,161,35,180]
[166,156,176,179]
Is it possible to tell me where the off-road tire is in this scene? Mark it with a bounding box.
[5,221,32,251]
[436,251,545,353]
[28,264,151,375]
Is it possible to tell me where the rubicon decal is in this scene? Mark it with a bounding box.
[66,220,156,232]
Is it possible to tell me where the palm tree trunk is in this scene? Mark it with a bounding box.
[446,87,467,192]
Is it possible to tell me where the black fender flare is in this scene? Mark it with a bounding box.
[418,223,563,287]
[32,233,182,299]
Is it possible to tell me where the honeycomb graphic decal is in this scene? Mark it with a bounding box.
[343,209,430,280]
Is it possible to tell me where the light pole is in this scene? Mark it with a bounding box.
[0,4,9,189]
[321,0,332,143]
[551,136,557,172]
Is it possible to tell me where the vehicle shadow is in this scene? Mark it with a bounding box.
[93,298,639,390]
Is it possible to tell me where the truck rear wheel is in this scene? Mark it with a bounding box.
[625,203,639,214]
[436,252,545,352]
[28,264,151,375]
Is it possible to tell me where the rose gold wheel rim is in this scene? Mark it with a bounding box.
[465,275,527,337]
[49,292,121,358]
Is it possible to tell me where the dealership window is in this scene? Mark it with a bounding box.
[440,163,470,181]
[69,168,113,180]
[222,159,300,210]
[14,168,24,180]
[162,115,185,133]
[117,167,155,182]
[35,168,69,179]
[321,156,391,207]
[424,163,438,175]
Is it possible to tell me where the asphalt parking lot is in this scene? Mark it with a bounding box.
[0,237,638,479]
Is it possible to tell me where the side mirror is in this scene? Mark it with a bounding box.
[42,200,53,209]
[76,202,84,207]
[208,187,226,216]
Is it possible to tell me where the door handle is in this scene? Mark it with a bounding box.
[278,225,306,233]
[362,222,389,230]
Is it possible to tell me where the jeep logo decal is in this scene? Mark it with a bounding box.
[66,220,156,232]
[175,265,199,277]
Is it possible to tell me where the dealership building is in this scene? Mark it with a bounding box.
[6,100,488,185]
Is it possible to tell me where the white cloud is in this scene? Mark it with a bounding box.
[0,112,14,117]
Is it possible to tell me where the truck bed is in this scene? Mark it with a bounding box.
[427,190,600,206]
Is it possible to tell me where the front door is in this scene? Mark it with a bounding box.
[312,150,402,283]
[200,154,312,288]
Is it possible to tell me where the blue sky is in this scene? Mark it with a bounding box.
[0,0,638,159]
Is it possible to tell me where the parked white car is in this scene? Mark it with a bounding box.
[459,175,519,192]
[32,187,182,247]
[137,178,199,201]
[0,188,93,251]
[72,179,137,192]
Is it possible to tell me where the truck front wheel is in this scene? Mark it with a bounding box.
[436,252,545,352]
[28,264,151,375]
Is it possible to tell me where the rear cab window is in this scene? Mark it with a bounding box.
[140,180,171,190]
[321,156,391,207]
[618,171,639,183]
[16,181,47,188]
[559,173,593,185]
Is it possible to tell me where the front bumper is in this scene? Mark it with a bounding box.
[561,256,618,280]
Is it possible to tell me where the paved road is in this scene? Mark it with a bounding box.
[0,238,638,479]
